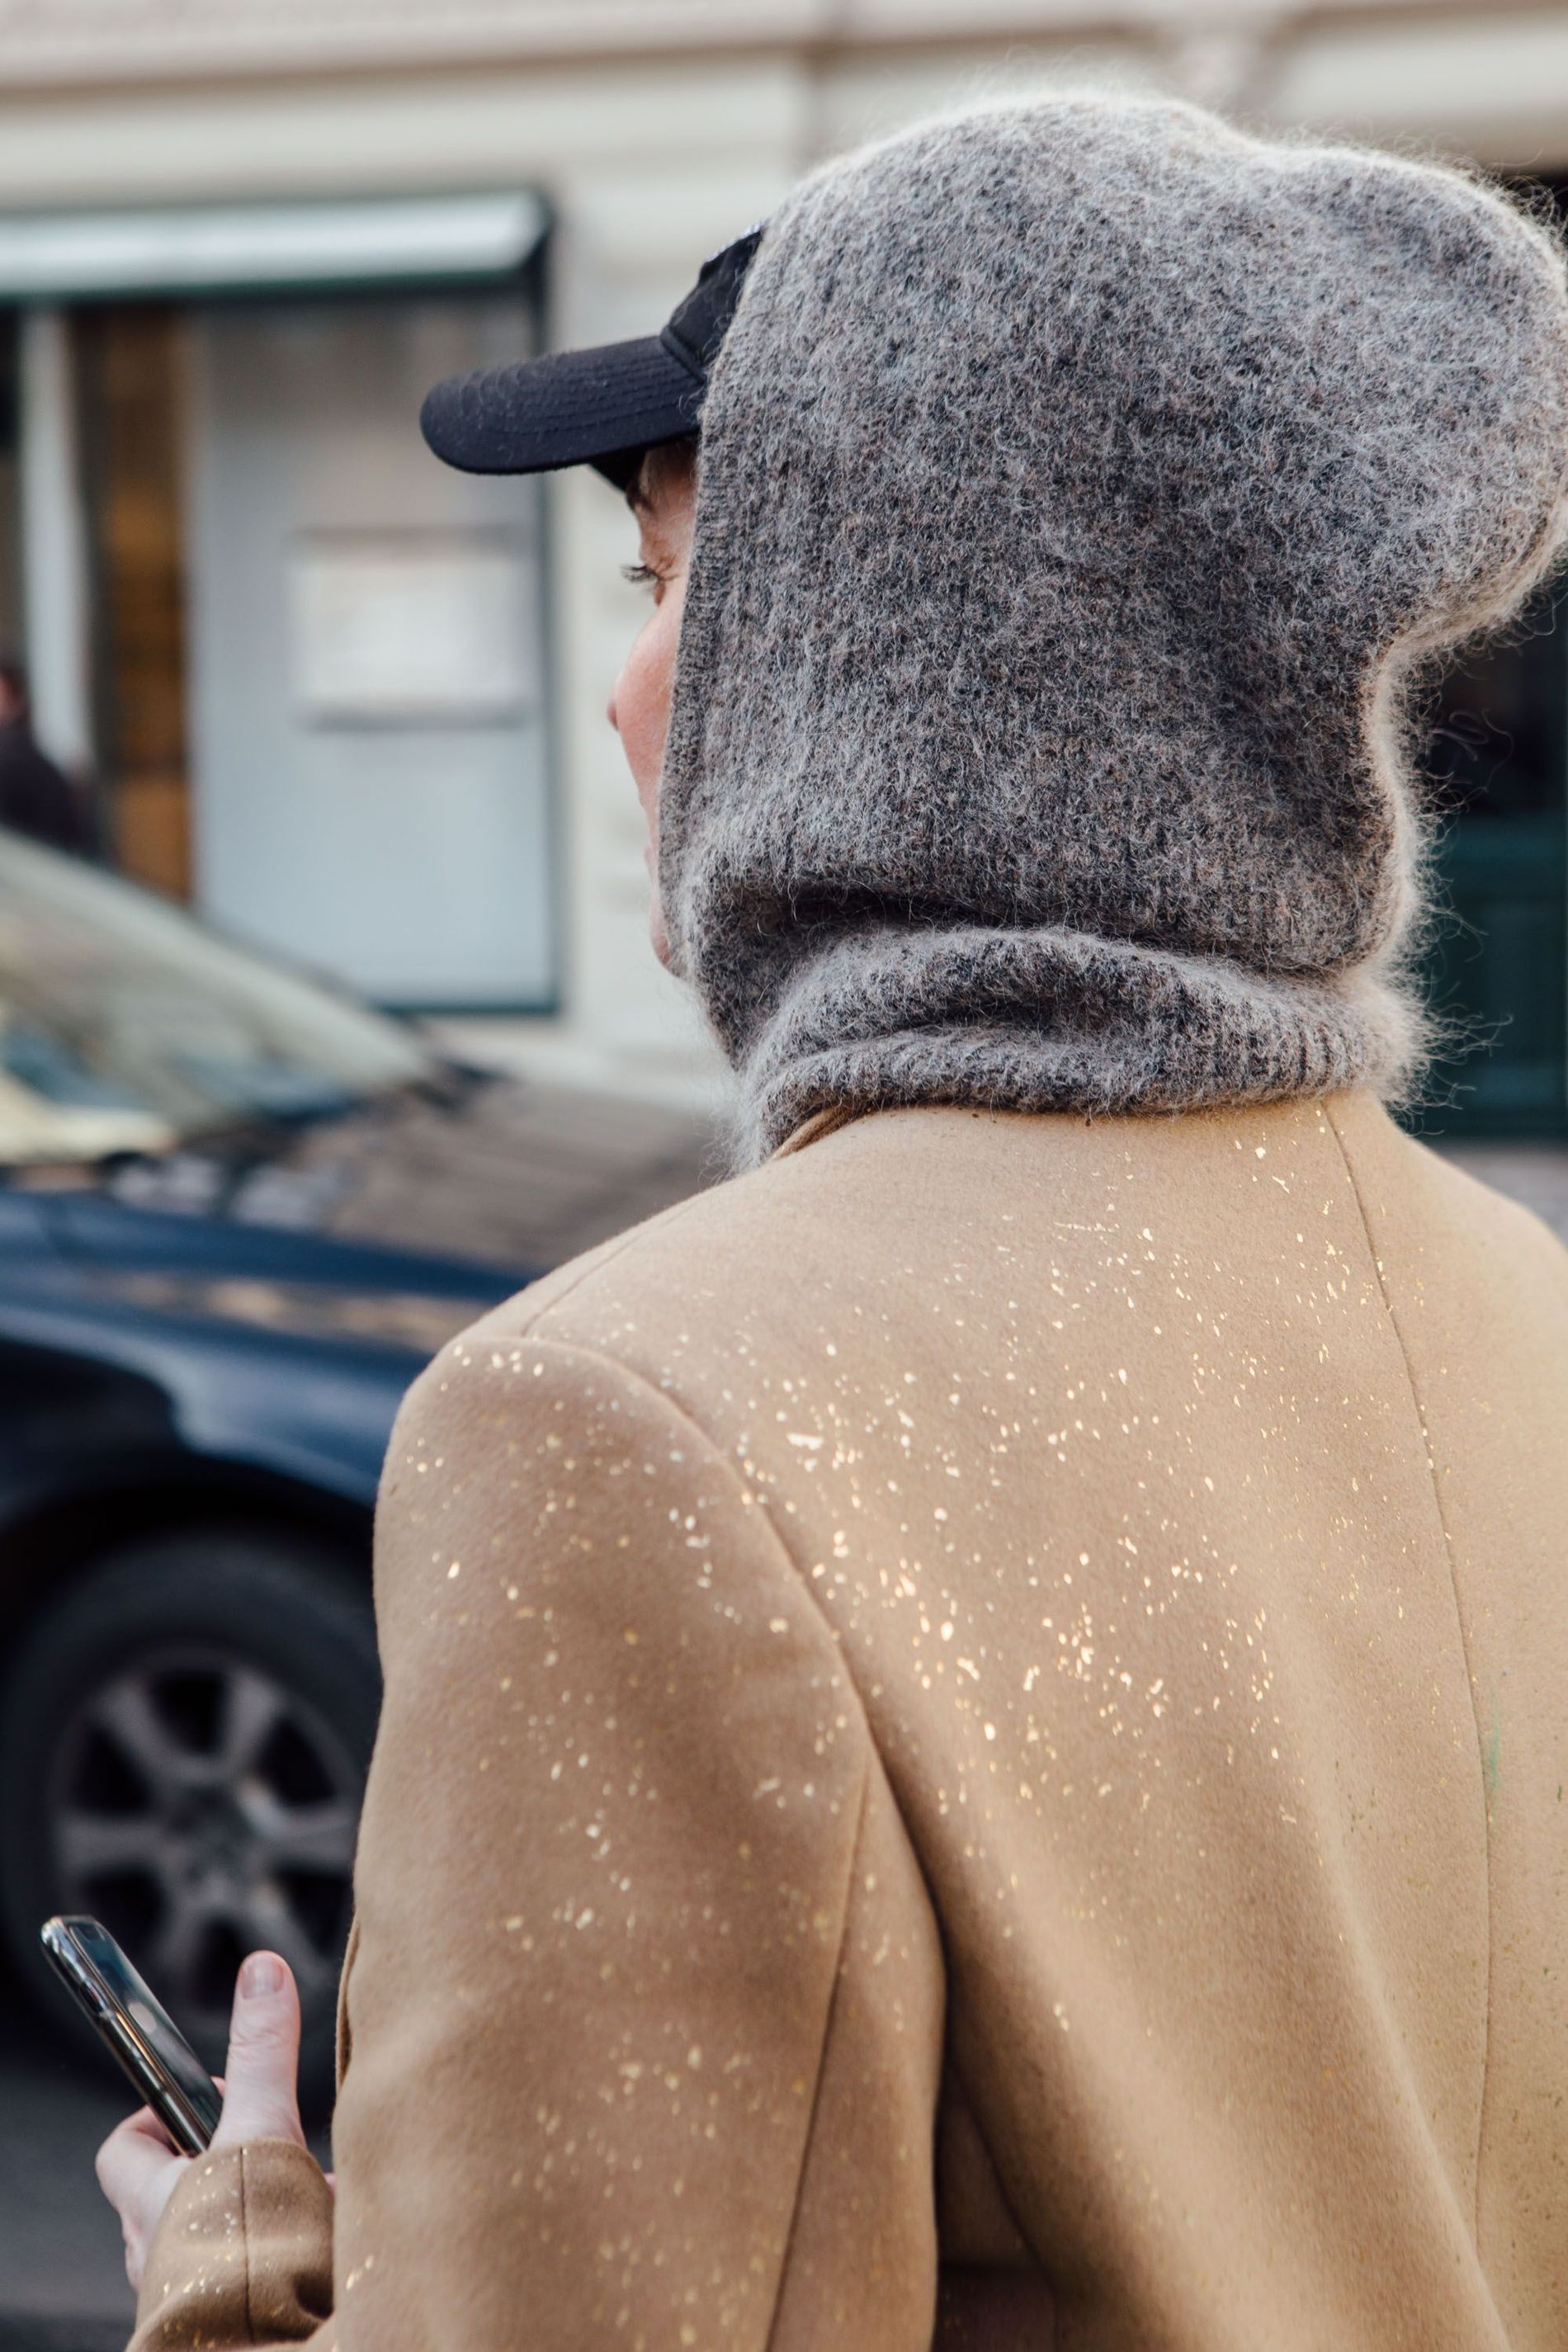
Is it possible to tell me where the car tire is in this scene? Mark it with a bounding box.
[0,1525,379,2117]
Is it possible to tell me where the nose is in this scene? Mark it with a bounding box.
[606,686,620,734]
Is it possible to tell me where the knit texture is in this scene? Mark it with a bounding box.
[658,95,1568,1164]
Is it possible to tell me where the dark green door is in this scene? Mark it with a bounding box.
[1415,579,1568,1141]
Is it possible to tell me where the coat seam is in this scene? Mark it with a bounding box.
[487,1332,927,1823]
[761,1758,875,2352]
[484,1329,875,1692]
[514,1187,716,1334]
[335,1913,361,2093]
[1325,1099,1493,2241]
[238,2144,258,2347]
[455,1329,933,2340]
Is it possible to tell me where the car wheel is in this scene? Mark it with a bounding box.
[0,1526,379,2114]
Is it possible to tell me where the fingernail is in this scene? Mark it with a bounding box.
[239,1952,284,1999]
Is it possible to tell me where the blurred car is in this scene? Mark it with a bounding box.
[0,832,712,2098]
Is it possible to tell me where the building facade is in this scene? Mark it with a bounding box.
[0,0,1562,1129]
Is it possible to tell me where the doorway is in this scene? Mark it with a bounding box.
[182,291,555,1011]
[77,305,189,896]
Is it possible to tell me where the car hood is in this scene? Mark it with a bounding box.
[81,1070,717,1275]
[14,1179,518,1374]
[0,1185,506,1504]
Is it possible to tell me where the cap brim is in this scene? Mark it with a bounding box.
[419,336,704,488]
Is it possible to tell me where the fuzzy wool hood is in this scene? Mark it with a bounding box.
[658,95,1568,1164]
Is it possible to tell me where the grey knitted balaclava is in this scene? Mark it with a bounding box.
[659,96,1568,1165]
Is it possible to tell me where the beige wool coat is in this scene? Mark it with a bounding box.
[130,1090,1568,2352]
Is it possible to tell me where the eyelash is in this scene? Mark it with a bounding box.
[621,561,664,592]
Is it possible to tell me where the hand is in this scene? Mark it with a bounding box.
[96,1950,309,2294]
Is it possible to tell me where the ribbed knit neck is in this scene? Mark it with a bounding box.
[736,924,1414,1159]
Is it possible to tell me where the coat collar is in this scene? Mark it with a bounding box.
[767,1103,860,1161]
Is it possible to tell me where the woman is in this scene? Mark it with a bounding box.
[103,93,1568,2350]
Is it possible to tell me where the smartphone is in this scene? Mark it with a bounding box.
[40,1915,223,2155]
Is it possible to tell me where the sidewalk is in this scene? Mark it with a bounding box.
[0,2005,131,2351]
[0,2321,124,2351]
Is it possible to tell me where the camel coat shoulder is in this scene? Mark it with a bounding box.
[131,1091,1568,2352]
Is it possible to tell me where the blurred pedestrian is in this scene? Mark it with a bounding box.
[103,94,1568,2352]
[0,654,91,852]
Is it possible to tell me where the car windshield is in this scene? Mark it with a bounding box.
[0,831,438,1164]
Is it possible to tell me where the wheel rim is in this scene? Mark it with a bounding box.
[47,1646,362,2051]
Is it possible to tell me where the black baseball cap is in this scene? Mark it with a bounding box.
[419,224,765,492]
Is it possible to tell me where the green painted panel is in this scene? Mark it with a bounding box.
[1412,584,1568,1141]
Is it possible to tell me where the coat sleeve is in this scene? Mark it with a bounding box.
[130,1331,944,2352]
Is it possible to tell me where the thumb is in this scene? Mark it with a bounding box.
[212,1952,306,2150]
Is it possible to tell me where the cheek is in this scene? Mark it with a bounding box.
[614,597,682,810]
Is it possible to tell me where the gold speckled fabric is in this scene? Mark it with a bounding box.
[132,1092,1568,2351]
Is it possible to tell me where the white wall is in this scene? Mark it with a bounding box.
[0,54,813,1104]
[2,10,1565,1103]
